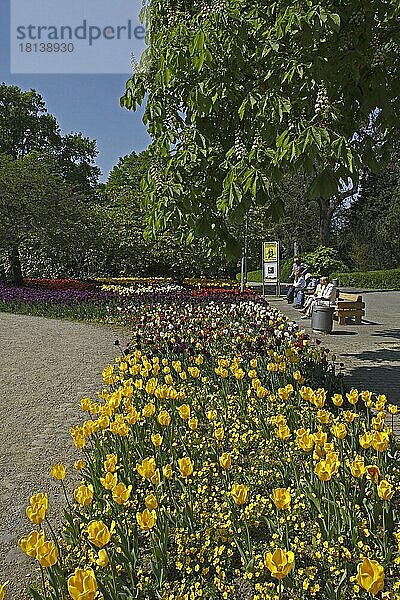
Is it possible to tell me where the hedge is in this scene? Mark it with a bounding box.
[334,268,400,290]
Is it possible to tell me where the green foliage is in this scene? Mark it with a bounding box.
[335,268,400,290]
[122,0,400,254]
[302,246,347,276]
[336,150,400,271]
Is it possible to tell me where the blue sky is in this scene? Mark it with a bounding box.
[1,0,150,181]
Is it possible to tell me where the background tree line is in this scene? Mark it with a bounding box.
[1,82,399,285]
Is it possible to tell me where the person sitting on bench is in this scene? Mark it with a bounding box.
[287,270,306,307]
[301,276,336,318]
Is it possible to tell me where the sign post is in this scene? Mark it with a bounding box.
[262,241,280,296]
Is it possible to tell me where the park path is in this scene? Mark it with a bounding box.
[0,313,131,598]
[266,290,400,434]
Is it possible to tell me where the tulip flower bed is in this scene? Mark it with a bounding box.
[16,289,400,600]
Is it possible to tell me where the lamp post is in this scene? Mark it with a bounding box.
[240,215,249,293]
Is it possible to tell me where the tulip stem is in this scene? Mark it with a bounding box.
[40,565,48,599]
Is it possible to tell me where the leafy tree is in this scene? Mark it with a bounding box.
[0,154,93,284]
[122,0,399,254]
[337,152,400,270]
[0,84,101,282]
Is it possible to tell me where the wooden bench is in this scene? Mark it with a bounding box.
[334,292,365,325]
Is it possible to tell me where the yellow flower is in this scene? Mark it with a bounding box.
[350,456,366,478]
[388,404,398,415]
[151,469,161,485]
[26,493,49,525]
[219,452,232,470]
[112,482,132,505]
[314,457,339,481]
[145,493,158,510]
[178,457,194,477]
[206,410,217,421]
[214,427,224,441]
[366,465,381,483]
[163,464,173,479]
[74,483,94,507]
[68,567,98,600]
[177,404,191,420]
[103,453,118,473]
[295,429,314,452]
[371,431,390,452]
[0,582,9,600]
[275,424,291,440]
[36,541,58,568]
[151,434,163,447]
[142,402,156,418]
[331,423,347,440]
[157,410,171,426]
[19,530,46,558]
[100,472,118,490]
[272,488,291,510]
[126,407,139,425]
[332,393,343,407]
[96,549,109,567]
[50,463,66,481]
[264,548,295,580]
[377,480,395,501]
[136,457,157,481]
[316,410,331,425]
[356,558,384,596]
[231,483,248,506]
[136,509,157,530]
[359,431,373,449]
[188,417,198,430]
[86,520,114,548]
[346,388,359,405]
[74,459,85,471]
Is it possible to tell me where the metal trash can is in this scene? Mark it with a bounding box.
[311,304,335,333]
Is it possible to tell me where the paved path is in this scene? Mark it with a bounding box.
[0,313,130,598]
[266,290,400,407]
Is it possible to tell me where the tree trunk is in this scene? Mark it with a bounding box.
[318,199,333,247]
[8,244,24,286]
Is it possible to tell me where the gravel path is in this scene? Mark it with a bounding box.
[0,313,131,598]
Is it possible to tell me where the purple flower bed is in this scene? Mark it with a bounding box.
[0,284,116,305]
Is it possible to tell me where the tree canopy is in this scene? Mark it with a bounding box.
[122,0,400,255]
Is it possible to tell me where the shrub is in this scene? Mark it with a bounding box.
[302,246,348,277]
[335,268,400,290]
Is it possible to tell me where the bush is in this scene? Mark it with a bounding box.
[335,268,400,290]
[302,246,348,277]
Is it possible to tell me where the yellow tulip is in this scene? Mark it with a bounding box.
[142,403,156,418]
[272,488,291,510]
[74,483,94,507]
[188,417,198,430]
[151,434,163,447]
[377,480,394,501]
[371,431,390,452]
[163,464,173,480]
[366,465,381,483]
[331,423,347,440]
[356,558,384,596]
[346,389,359,405]
[219,452,232,470]
[112,483,132,505]
[136,509,157,530]
[214,427,224,441]
[86,520,114,548]
[19,530,46,558]
[332,393,343,406]
[96,549,109,567]
[157,410,171,426]
[145,493,158,510]
[68,567,97,600]
[126,407,139,425]
[264,548,295,580]
[103,453,118,473]
[136,457,157,481]
[50,463,66,481]
[231,483,248,505]
[36,541,58,568]
[177,404,191,420]
[350,456,366,478]
[0,582,9,600]
[74,459,85,471]
[178,457,194,477]
[100,472,117,490]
